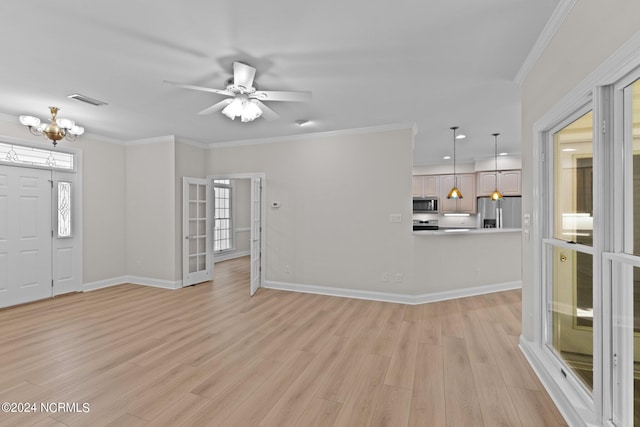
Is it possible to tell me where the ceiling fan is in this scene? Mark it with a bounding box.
[165,62,311,122]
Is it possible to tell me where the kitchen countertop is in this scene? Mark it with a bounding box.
[413,228,522,236]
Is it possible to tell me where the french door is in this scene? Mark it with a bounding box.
[182,177,212,287]
[250,176,262,296]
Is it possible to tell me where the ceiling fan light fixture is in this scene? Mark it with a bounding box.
[240,100,262,122]
[221,97,246,120]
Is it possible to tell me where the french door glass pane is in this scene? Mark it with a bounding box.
[553,111,594,245]
[551,246,593,390]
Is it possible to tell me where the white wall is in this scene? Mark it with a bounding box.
[520,1,640,340]
[209,126,522,297]
[125,137,176,282]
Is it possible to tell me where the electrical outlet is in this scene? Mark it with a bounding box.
[395,273,403,283]
[381,273,389,282]
[285,265,291,274]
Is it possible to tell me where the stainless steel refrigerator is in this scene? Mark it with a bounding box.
[477,196,522,229]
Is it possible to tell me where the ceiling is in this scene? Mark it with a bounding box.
[1,0,559,166]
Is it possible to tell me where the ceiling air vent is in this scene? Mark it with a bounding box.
[67,93,108,107]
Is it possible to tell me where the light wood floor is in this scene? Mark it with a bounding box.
[0,257,567,427]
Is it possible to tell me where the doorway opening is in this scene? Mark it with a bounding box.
[210,173,264,296]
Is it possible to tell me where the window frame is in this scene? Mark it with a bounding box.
[213,179,234,253]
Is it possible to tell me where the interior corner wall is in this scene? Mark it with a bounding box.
[520,1,640,340]
[126,138,177,282]
[174,141,207,282]
[208,128,417,294]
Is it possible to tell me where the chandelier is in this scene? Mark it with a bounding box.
[447,126,463,199]
[19,107,84,146]
[490,133,504,201]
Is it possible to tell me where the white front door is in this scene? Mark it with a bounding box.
[0,165,52,308]
[183,177,212,287]
[250,177,262,296]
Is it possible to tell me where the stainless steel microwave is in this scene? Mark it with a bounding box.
[413,198,438,213]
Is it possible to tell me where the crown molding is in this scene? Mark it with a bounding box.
[514,0,577,85]
[209,122,418,149]
[126,135,176,146]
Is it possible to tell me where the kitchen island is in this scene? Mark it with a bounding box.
[413,227,521,236]
[411,228,522,298]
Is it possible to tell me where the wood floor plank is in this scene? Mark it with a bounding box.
[258,335,347,427]
[442,336,484,427]
[384,321,420,390]
[332,354,391,427]
[0,258,566,427]
[408,343,445,427]
[293,398,342,427]
[369,384,412,427]
[471,362,523,427]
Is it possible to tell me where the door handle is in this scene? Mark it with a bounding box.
[560,254,567,262]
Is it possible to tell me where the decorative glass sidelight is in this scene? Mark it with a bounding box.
[57,181,71,238]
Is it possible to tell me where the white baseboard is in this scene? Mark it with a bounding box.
[519,336,593,427]
[83,276,128,292]
[214,250,250,263]
[126,276,182,290]
[83,275,182,291]
[263,280,522,305]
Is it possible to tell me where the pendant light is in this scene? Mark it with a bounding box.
[447,126,463,199]
[490,133,503,201]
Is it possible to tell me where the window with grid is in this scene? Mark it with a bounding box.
[213,180,233,252]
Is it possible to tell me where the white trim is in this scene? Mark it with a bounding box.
[126,135,175,146]
[263,280,521,305]
[514,0,577,85]
[175,137,209,149]
[520,337,597,427]
[83,276,129,292]
[83,275,182,291]
[209,122,416,148]
[235,227,251,233]
[126,276,182,290]
[214,250,250,263]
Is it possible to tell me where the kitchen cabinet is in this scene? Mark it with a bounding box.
[412,175,439,197]
[439,173,476,213]
[477,170,521,196]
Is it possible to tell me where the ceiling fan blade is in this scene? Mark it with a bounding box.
[197,99,233,115]
[233,62,256,89]
[251,90,312,102]
[164,80,234,97]
[254,100,279,121]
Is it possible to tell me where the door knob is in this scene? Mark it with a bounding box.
[560,254,567,262]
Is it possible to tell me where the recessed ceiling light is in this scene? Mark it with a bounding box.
[456,134,466,139]
[443,156,451,160]
[562,148,577,152]
[499,152,508,156]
